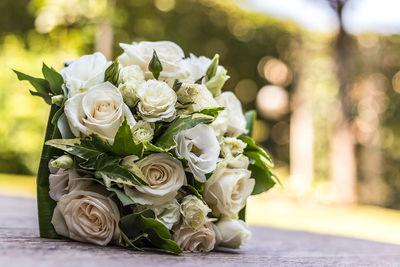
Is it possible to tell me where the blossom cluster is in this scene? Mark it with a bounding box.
[15,40,277,254]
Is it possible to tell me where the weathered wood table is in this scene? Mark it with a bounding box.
[0,195,399,266]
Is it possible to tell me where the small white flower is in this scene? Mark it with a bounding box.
[146,199,181,230]
[220,137,247,158]
[174,124,220,183]
[64,82,136,141]
[118,79,141,108]
[215,218,251,249]
[136,80,177,122]
[119,65,145,84]
[176,83,219,112]
[124,153,186,205]
[180,195,211,230]
[173,222,217,252]
[60,52,111,97]
[51,185,120,246]
[131,120,154,143]
[118,41,188,79]
[204,157,254,218]
[214,92,247,137]
[180,53,226,83]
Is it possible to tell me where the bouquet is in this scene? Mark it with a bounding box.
[14,40,278,254]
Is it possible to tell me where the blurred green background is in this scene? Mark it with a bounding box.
[2,0,400,243]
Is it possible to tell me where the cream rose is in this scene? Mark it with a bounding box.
[174,124,220,183]
[220,137,247,158]
[51,186,120,246]
[64,82,136,141]
[131,120,154,143]
[176,83,219,112]
[48,160,92,201]
[119,65,145,84]
[214,92,247,137]
[124,153,186,205]
[136,80,177,122]
[60,52,111,97]
[215,218,251,249]
[204,158,254,217]
[118,79,141,108]
[118,41,188,79]
[146,199,181,230]
[180,195,211,230]
[180,53,226,83]
[173,222,217,252]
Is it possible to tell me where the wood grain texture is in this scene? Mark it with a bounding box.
[0,195,399,266]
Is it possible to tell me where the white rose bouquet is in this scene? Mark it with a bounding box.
[14,40,279,254]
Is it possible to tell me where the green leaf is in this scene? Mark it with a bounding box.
[182,184,206,204]
[13,69,51,94]
[57,113,75,139]
[119,210,182,254]
[239,206,246,221]
[197,107,224,118]
[45,138,106,162]
[148,50,163,80]
[239,136,273,166]
[104,61,120,86]
[249,163,276,195]
[51,106,64,126]
[206,54,219,79]
[29,90,52,105]
[143,141,166,153]
[42,63,64,95]
[95,161,148,187]
[205,69,229,96]
[113,119,143,157]
[244,110,256,138]
[155,113,215,151]
[107,187,136,206]
[238,135,280,194]
[36,105,63,239]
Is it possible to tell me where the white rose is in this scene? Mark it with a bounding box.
[173,222,217,252]
[64,82,136,141]
[215,218,251,249]
[204,158,254,217]
[214,92,247,137]
[118,79,141,108]
[131,120,154,143]
[60,52,111,97]
[174,124,220,183]
[124,153,186,205]
[118,41,188,79]
[146,199,181,230]
[51,186,120,246]
[180,53,226,83]
[136,80,177,122]
[48,160,92,201]
[180,195,211,230]
[176,83,219,112]
[211,109,229,138]
[119,65,145,84]
[220,137,247,158]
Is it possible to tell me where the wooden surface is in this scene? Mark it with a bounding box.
[0,195,399,266]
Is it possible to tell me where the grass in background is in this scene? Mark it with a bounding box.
[1,172,400,245]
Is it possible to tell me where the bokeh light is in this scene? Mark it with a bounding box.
[234,79,258,103]
[263,58,292,86]
[256,85,289,119]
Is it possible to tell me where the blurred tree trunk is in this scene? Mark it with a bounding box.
[330,0,357,204]
[290,47,314,193]
[95,0,115,60]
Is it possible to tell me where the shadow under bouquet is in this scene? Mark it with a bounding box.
[14,40,279,254]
